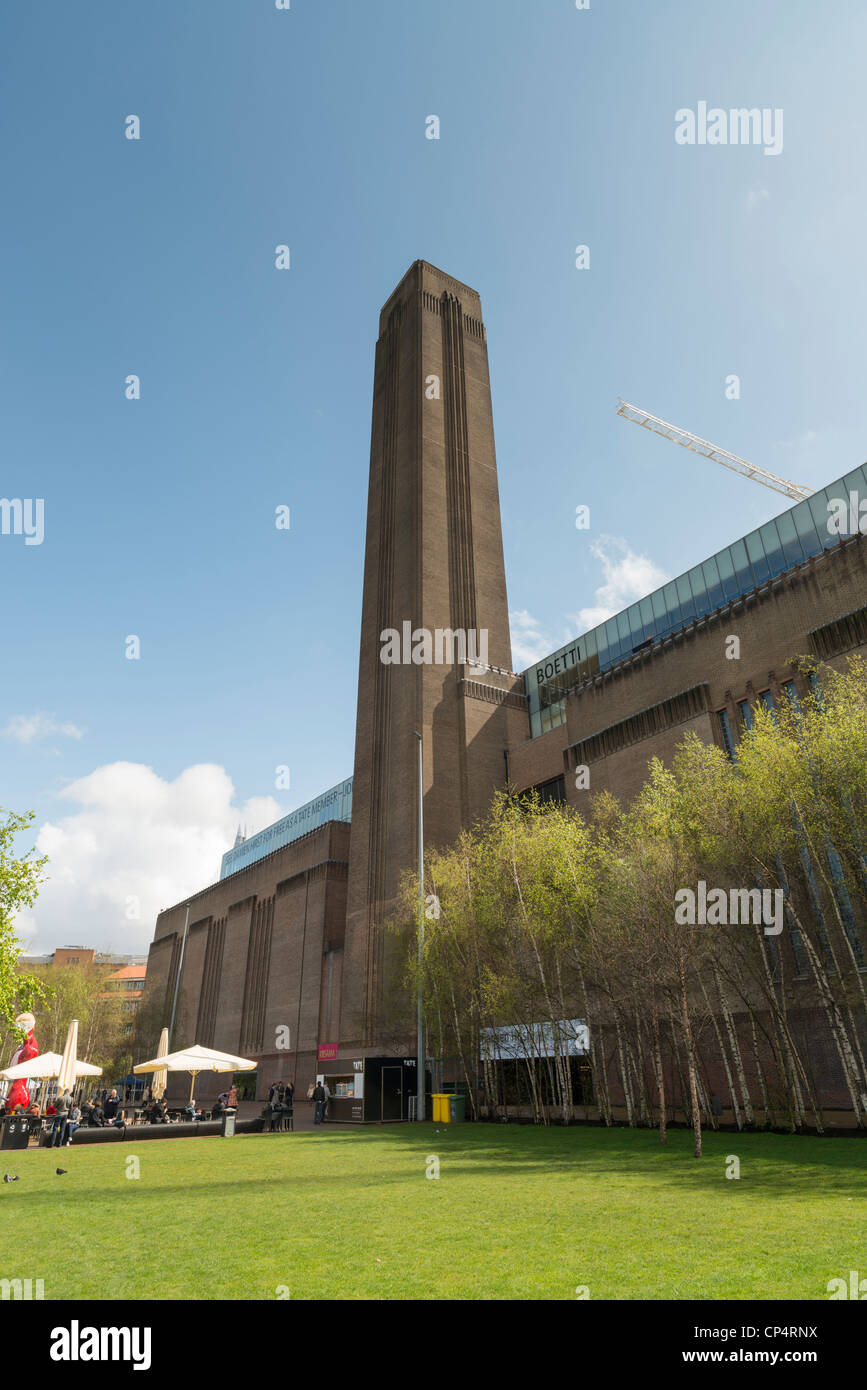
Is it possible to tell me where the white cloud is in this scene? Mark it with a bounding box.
[509,609,562,669]
[510,537,668,671]
[20,763,282,956]
[746,188,770,212]
[572,535,669,631]
[4,713,84,744]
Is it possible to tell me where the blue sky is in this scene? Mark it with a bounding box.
[3,0,867,952]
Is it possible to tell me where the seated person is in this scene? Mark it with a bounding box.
[82,1098,104,1126]
[212,1098,224,1117]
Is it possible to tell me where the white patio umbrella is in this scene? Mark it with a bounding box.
[57,1019,80,1094]
[150,1027,169,1101]
[0,1052,102,1081]
[134,1044,256,1105]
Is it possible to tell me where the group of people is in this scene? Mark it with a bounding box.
[80,1089,127,1129]
[261,1080,294,1131]
[140,1096,170,1124]
[0,1089,93,1146]
[44,1089,82,1146]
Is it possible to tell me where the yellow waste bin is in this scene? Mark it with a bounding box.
[431,1093,454,1123]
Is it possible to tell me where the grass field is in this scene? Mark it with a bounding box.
[3,1124,864,1300]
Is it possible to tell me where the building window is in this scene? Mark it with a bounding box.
[808,670,826,709]
[717,709,736,760]
[525,775,566,805]
[827,845,864,965]
[738,699,753,731]
[782,679,800,711]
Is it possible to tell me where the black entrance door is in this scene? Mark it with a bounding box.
[381,1066,403,1121]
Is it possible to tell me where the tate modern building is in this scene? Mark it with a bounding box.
[141,261,867,1108]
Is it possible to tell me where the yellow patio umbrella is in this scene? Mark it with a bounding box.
[134,1043,256,1105]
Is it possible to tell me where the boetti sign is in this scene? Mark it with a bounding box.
[317,1044,338,1061]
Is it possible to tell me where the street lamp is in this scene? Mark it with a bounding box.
[414,730,425,1122]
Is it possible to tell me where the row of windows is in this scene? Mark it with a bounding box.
[528,463,867,737]
[716,674,821,757]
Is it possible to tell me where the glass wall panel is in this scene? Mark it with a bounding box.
[808,488,836,549]
[660,581,680,633]
[688,567,708,618]
[701,556,725,612]
[793,500,822,557]
[715,546,739,600]
[651,587,668,629]
[745,529,770,585]
[602,618,620,667]
[758,519,785,577]
[676,574,696,623]
[729,538,753,591]
[775,510,803,568]
[842,466,866,496]
[638,595,655,638]
[616,610,633,656]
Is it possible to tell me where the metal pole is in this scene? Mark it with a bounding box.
[168,904,190,1049]
[414,731,425,1122]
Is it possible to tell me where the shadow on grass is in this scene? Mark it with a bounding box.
[8,1124,862,1207]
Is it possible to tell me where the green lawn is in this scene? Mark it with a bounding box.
[3,1124,864,1300]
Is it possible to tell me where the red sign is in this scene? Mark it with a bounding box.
[317,1043,338,1061]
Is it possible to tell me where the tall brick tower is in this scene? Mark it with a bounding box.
[341,261,528,1052]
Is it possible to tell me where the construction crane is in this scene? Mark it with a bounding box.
[616,398,812,502]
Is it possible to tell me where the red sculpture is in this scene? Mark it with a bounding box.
[5,1013,38,1112]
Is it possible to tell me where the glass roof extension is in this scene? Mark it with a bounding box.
[523,463,867,738]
